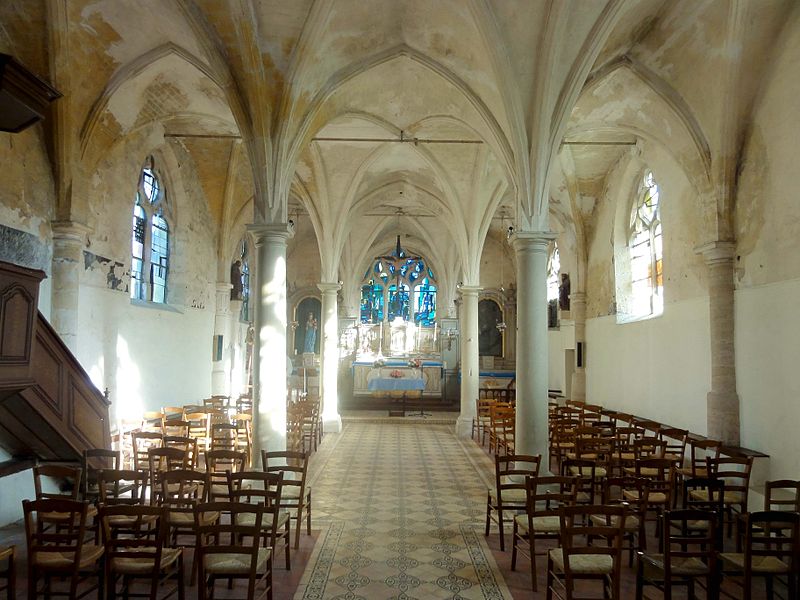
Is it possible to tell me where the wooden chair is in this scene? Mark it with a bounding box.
[485,453,541,551]
[185,412,211,456]
[228,471,291,571]
[636,509,719,600]
[674,438,722,495]
[33,464,98,540]
[546,504,626,600]
[261,450,311,549]
[210,423,238,451]
[511,474,577,592]
[699,455,753,539]
[163,435,199,470]
[488,402,515,455]
[159,469,217,581]
[236,395,253,415]
[162,419,190,438]
[132,431,163,472]
[141,411,166,433]
[97,469,150,508]
[765,479,800,512]
[629,457,674,540]
[561,458,601,507]
[23,498,104,600]
[99,504,184,600]
[233,413,253,464]
[81,448,121,504]
[658,427,689,466]
[0,545,14,600]
[472,398,494,446]
[593,476,650,567]
[148,447,191,504]
[203,396,228,412]
[195,501,275,600]
[206,449,246,502]
[681,477,725,549]
[720,511,800,600]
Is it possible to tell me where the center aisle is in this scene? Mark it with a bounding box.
[295,422,512,600]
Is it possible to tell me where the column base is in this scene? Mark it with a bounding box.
[455,415,473,438]
[323,414,342,433]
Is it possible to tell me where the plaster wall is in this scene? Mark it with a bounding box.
[548,322,575,395]
[77,284,214,426]
[586,296,710,434]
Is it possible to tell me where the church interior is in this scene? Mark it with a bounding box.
[0,0,799,598]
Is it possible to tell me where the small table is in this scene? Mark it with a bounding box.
[367,377,426,417]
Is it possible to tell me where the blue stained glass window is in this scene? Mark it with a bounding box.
[388,283,410,321]
[150,214,169,303]
[414,279,437,326]
[360,283,384,324]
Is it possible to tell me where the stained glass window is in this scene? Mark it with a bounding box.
[360,282,384,324]
[629,170,663,317]
[388,283,410,322]
[130,159,170,304]
[413,279,437,326]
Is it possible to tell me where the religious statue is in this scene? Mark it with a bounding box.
[559,273,571,311]
[303,312,318,353]
[230,259,243,300]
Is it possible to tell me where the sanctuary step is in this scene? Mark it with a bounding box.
[0,260,110,463]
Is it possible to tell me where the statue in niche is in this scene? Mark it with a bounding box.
[230,260,243,300]
[559,273,571,311]
[303,312,318,354]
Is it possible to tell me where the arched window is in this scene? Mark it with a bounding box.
[359,236,436,325]
[629,171,663,317]
[130,159,170,303]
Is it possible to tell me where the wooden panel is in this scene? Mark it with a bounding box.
[69,374,109,450]
[30,326,63,416]
[0,285,34,362]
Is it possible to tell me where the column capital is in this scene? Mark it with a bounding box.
[511,230,557,252]
[51,220,91,244]
[457,285,482,298]
[247,222,294,246]
[696,241,736,264]
[317,281,342,294]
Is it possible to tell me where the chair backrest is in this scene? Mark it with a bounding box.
[163,435,199,469]
[494,453,540,506]
[206,449,246,501]
[23,498,93,573]
[210,423,238,451]
[33,464,82,501]
[526,474,577,519]
[203,396,228,412]
[706,455,753,503]
[261,450,308,507]
[194,501,269,568]
[99,504,169,576]
[185,412,211,448]
[602,476,650,517]
[561,458,598,504]
[162,419,190,438]
[159,469,209,522]
[82,448,120,499]
[97,468,149,505]
[634,457,674,496]
[132,431,163,471]
[141,411,165,432]
[149,446,190,501]
[765,480,800,512]
[633,436,667,459]
[161,406,186,421]
[557,504,625,589]
[662,509,718,580]
[236,394,253,415]
[742,511,800,577]
[688,438,722,475]
[658,427,688,465]
[682,477,725,548]
[228,471,283,513]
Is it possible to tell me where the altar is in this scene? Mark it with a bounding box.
[353,359,444,398]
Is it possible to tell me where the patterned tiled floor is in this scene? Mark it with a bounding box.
[295,422,510,600]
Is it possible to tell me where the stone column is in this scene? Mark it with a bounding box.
[513,232,555,470]
[211,282,233,396]
[455,285,481,437]
[249,223,293,455]
[51,221,89,352]
[569,292,587,403]
[698,241,739,445]
[318,282,342,433]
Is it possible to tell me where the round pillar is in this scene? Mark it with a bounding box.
[699,241,740,445]
[455,285,481,437]
[513,232,555,470]
[248,223,292,455]
[318,282,342,433]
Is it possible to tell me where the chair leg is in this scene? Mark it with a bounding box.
[497,507,505,551]
[485,495,491,537]
[294,507,302,549]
